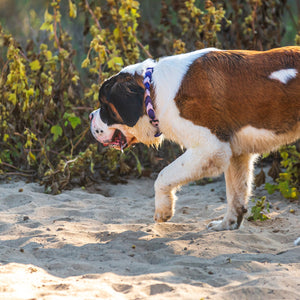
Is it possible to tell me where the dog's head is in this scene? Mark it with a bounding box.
[90,71,162,150]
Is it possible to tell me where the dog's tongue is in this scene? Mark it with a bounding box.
[104,129,127,150]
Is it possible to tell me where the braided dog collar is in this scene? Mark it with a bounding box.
[143,67,162,137]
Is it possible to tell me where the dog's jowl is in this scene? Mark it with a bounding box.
[90,47,300,231]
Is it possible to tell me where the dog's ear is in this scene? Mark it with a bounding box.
[109,77,144,127]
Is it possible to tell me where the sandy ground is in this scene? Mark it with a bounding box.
[0,175,299,300]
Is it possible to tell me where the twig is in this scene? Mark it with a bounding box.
[73,127,89,150]
[64,157,78,170]
[18,49,29,62]
[53,2,62,52]
[0,60,9,79]
[13,132,27,140]
[85,0,102,32]
[37,138,55,170]
[72,106,94,111]
[136,38,153,58]
[2,172,35,177]
[0,161,35,173]
[0,162,19,170]
[56,127,89,154]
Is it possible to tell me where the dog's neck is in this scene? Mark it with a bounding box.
[143,67,162,137]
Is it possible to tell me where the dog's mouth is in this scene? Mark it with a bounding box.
[103,129,128,151]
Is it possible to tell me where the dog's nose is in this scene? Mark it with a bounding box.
[89,112,94,121]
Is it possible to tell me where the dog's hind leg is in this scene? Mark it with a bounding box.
[154,143,232,222]
[208,153,258,230]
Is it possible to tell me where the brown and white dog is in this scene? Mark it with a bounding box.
[90,46,300,231]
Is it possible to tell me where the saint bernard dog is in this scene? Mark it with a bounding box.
[90,46,300,232]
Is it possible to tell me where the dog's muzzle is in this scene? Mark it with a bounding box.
[89,109,109,141]
[89,109,128,150]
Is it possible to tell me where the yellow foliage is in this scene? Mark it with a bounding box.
[30,60,41,71]
[68,0,77,18]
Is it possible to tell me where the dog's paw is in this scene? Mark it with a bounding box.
[154,207,173,222]
[207,219,239,231]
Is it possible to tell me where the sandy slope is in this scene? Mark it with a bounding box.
[0,177,299,300]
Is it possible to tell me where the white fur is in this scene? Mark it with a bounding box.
[127,115,163,147]
[268,68,298,84]
[154,139,232,222]
[90,108,113,143]
[232,125,300,155]
[294,237,300,246]
[121,58,156,76]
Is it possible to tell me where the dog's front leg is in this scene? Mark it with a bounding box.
[154,145,231,222]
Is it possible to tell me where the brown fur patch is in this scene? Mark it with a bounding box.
[174,46,300,141]
[107,103,124,123]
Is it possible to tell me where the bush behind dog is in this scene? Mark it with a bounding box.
[0,0,299,198]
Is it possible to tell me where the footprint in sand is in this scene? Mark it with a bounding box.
[145,283,173,296]
[1,194,33,209]
[112,283,132,294]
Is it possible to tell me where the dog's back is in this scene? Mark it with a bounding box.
[174,47,300,155]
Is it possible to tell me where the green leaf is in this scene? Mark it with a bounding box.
[90,161,95,174]
[113,27,120,39]
[107,56,124,70]
[68,116,81,129]
[44,8,53,23]
[29,151,36,161]
[130,150,142,175]
[248,197,270,222]
[40,22,53,32]
[30,60,41,71]
[3,134,9,142]
[113,56,124,66]
[69,0,77,18]
[71,75,79,84]
[8,93,17,105]
[63,113,81,129]
[50,125,63,142]
[40,10,53,32]
[290,187,298,199]
[265,182,278,194]
[280,151,289,160]
[81,58,90,68]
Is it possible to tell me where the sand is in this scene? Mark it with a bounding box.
[0,176,299,300]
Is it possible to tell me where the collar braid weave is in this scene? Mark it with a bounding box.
[143,67,162,137]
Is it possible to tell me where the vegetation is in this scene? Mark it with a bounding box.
[0,0,299,198]
[248,196,270,222]
[265,145,300,200]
